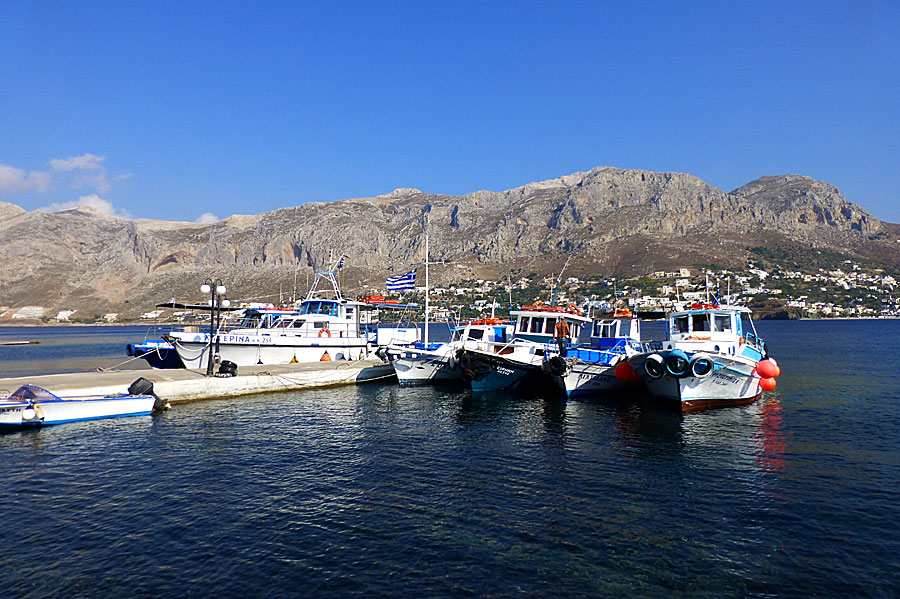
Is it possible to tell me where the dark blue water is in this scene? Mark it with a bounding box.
[1,320,899,597]
[0,326,159,378]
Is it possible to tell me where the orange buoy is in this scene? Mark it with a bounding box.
[759,377,776,391]
[320,351,331,361]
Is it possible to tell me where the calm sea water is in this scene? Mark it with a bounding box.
[1,320,899,598]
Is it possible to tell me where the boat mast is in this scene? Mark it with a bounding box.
[550,256,571,307]
[425,224,430,346]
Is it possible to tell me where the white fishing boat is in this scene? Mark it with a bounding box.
[552,309,646,398]
[628,303,781,410]
[0,378,164,428]
[459,303,592,393]
[388,319,514,385]
[166,257,416,369]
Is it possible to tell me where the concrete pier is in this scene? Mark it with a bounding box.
[0,359,396,404]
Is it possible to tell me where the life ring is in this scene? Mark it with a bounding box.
[687,335,711,341]
[318,328,331,338]
[567,303,584,316]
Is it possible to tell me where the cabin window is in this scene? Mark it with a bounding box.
[620,320,634,337]
[692,313,711,332]
[346,307,354,318]
[530,318,544,333]
[467,329,484,340]
[518,317,530,332]
[595,320,615,338]
[740,314,754,337]
[241,314,262,328]
[314,321,328,329]
[714,314,732,332]
[291,319,306,328]
[673,315,689,333]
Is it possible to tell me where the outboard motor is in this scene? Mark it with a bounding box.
[128,377,169,413]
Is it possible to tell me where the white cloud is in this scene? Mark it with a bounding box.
[0,164,52,193]
[73,172,112,193]
[195,212,219,224]
[41,194,131,219]
[49,153,106,172]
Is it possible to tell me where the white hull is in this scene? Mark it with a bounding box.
[558,362,629,397]
[0,395,155,427]
[389,345,461,385]
[630,353,761,410]
[170,332,372,368]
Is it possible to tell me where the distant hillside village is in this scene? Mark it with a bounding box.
[3,260,898,324]
[402,262,899,321]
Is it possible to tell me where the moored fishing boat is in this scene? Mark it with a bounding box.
[387,318,514,385]
[551,309,646,398]
[628,303,781,410]
[459,303,591,393]
[0,377,166,428]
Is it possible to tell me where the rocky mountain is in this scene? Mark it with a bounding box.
[0,167,896,319]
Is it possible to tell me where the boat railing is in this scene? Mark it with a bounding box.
[206,321,366,339]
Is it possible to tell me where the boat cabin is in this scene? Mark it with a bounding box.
[590,317,641,350]
[512,307,591,345]
[664,304,765,358]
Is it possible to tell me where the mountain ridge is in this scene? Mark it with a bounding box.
[0,166,896,318]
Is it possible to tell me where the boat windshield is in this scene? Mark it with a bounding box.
[238,312,263,328]
[9,385,59,403]
[300,301,339,317]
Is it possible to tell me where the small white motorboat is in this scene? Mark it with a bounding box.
[0,378,165,428]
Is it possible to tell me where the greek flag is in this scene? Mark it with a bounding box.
[386,269,417,291]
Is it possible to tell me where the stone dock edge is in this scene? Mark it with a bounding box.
[0,359,397,404]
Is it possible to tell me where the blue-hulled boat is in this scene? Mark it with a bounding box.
[126,338,185,369]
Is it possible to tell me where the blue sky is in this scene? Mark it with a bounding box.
[2,1,898,223]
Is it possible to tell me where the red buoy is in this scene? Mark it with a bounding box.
[756,359,778,379]
[759,377,776,391]
[614,361,634,382]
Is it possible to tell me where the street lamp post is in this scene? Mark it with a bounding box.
[201,279,229,376]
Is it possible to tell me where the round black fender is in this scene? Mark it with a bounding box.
[472,361,493,379]
[664,350,690,377]
[458,353,472,370]
[218,360,238,376]
[547,356,567,376]
[689,354,715,378]
[644,354,665,379]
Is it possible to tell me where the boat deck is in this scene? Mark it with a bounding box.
[0,359,395,404]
